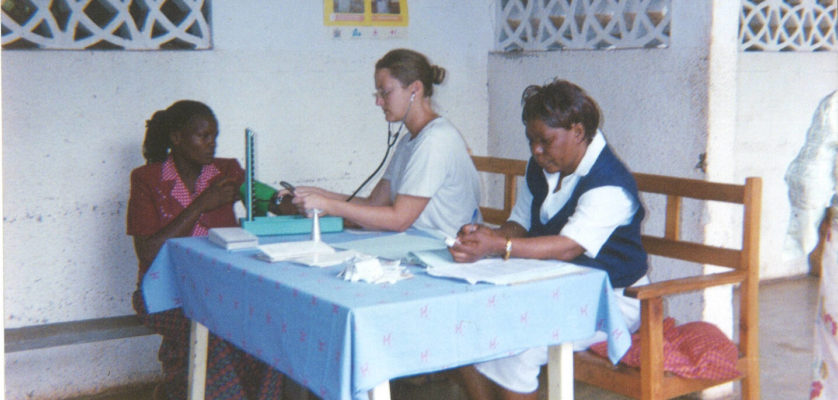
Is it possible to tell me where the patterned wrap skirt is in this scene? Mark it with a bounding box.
[133,290,283,400]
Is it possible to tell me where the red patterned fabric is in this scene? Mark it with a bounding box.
[590,317,741,380]
[127,157,244,280]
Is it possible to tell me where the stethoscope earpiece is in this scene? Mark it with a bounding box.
[347,91,414,202]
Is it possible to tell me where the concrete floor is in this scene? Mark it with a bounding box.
[73,275,818,400]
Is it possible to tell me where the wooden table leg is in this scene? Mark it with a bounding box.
[547,342,574,400]
[188,321,209,400]
[368,380,391,400]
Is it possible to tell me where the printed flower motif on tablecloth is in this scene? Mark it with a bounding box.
[455,320,465,335]
[579,304,589,317]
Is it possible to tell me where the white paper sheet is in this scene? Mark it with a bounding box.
[413,249,589,285]
[333,232,448,260]
[256,240,337,263]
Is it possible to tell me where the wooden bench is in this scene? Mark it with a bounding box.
[4,314,152,353]
[471,155,762,400]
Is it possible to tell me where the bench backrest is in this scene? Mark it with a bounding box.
[472,155,528,225]
[471,157,760,273]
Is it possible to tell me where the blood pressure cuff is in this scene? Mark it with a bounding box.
[239,181,278,217]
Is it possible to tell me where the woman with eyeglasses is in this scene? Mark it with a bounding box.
[290,48,481,239]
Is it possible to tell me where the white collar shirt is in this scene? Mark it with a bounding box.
[507,130,638,257]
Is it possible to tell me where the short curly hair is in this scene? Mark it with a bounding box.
[521,79,601,143]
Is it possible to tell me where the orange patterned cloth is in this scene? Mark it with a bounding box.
[590,317,740,380]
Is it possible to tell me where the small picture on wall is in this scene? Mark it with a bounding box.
[325,0,408,27]
[372,0,400,14]
[334,0,364,14]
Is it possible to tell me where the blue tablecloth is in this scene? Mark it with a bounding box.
[142,230,631,400]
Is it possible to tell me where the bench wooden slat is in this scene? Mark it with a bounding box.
[634,173,746,203]
[641,236,742,269]
[4,315,153,353]
[471,155,527,175]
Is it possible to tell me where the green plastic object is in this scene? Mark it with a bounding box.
[240,181,278,217]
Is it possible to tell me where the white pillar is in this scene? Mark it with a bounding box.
[701,1,741,398]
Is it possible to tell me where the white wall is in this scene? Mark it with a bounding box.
[736,52,838,279]
[2,2,493,398]
[486,0,838,306]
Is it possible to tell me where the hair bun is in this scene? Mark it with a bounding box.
[431,65,446,85]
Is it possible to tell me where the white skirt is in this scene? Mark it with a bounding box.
[475,275,648,393]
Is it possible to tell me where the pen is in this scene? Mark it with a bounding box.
[446,209,479,247]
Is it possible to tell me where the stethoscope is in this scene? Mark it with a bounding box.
[346,92,416,202]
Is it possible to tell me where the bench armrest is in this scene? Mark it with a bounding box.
[626,270,746,300]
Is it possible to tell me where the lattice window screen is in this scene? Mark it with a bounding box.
[496,0,671,51]
[1,0,211,50]
[740,0,837,51]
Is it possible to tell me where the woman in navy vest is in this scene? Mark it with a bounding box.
[450,79,648,400]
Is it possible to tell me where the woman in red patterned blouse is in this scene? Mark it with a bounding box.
[127,100,282,400]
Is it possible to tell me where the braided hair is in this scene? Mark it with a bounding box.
[375,48,446,97]
[142,100,216,163]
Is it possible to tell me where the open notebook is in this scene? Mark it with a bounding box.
[411,248,589,285]
[335,231,589,285]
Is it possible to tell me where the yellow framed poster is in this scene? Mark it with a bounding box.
[324,0,408,27]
